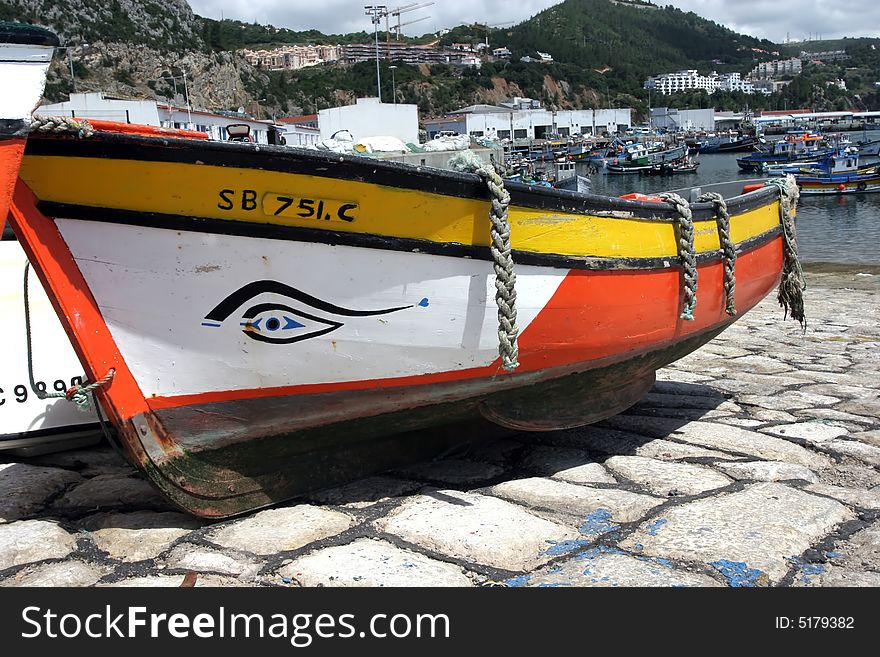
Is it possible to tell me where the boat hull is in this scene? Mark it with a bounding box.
[12,131,789,516]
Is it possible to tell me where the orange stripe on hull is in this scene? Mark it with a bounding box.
[145,238,783,412]
[9,181,150,424]
[0,138,26,234]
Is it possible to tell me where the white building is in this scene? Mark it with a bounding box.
[650,107,715,132]
[424,105,632,140]
[38,92,281,144]
[243,44,341,71]
[318,97,419,144]
[646,70,761,95]
[750,57,802,80]
[645,70,719,95]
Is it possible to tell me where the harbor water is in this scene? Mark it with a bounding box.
[582,131,880,267]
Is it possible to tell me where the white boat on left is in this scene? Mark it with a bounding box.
[1,230,103,455]
[1,22,103,455]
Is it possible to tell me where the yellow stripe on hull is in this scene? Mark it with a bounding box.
[20,155,780,260]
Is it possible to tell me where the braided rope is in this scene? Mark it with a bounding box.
[764,175,806,330]
[658,192,698,321]
[698,191,737,316]
[29,115,95,138]
[23,262,114,411]
[449,150,519,372]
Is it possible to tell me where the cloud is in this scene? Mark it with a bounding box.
[188,0,880,42]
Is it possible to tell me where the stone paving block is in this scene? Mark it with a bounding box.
[717,461,819,484]
[650,381,727,397]
[715,418,765,428]
[851,430,880,448]
[0,520,77,570]
[279,538,472,587]
[745,408,799,424]
[208,506,354,556]
[52,473,170,511]
[1,561,109,587]
[83,511,202,562]
[518,446,616,484]
[635,439,739,462]
[101,575,246,587]
[636,392,739,411]
[655,369,714,384]
[397,459,504,486]
[0,463,82,522]
[603,456,732,497]
[801,383,879,400]
[736,391,841,411]
[523,549,721,587]
[490,477,662,523]
[816,439,880,467]
[602,416,829,468]
[727,355,796,374]
[793,408,878,427]
[164,544,261,578]
[804,483,880,510]
[761,422,849,445]
[620,483,854,583]
[800,567,880,587]
[544,426,646,454]
[305,476,424,508]
[375,490,579,571]
[835,399,880,419]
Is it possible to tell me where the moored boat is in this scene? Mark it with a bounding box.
[737,130,837,172]
[0,23,57,230]
[8,118,807,517]
[793,152,880,195]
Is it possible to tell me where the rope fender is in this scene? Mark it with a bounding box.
[657,192,698,321]
[764,175,806,330]
[449,150,520,372]
[29,115,95,138]
[698,191,737,317]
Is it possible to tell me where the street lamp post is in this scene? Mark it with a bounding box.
[57,44,89,93]
[389,65,397,104]
[365,6,387,102]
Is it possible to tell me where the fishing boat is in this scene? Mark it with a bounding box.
[645,159,700,176]
[736,130,836,172]
[793,152,880,195]
[551,159,592,194]
[0,230,102,455]
[5,28,806,518]
[0,23,56,230]
[0,24,105,455]
[697,133,760,154]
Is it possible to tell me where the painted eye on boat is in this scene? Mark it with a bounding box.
[200,279,425,346]
[239,302,342,345]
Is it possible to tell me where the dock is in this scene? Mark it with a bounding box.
[1,268,877,588]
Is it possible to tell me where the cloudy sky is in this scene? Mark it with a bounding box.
[188,0,880,43]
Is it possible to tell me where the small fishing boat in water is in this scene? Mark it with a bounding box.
[793,152,880,195]
[3,25,807,517]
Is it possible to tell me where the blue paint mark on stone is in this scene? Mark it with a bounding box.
[710,560,767,587]
[537,583,570,587]
[547,565,562,574]
[579,509,619,536]
[633,543,644,552]
[418,298,430,307]
[504,575,531,587]
[825,551,842,559]
[802,563,825,575]
[645,518,667,536]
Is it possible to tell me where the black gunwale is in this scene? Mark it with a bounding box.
[24,131,781,221]
[42,201,782,272]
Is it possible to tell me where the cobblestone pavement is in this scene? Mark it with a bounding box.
[1,271,878,588]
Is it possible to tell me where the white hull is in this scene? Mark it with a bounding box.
[56,219,568,401]
[0,239,99,442]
